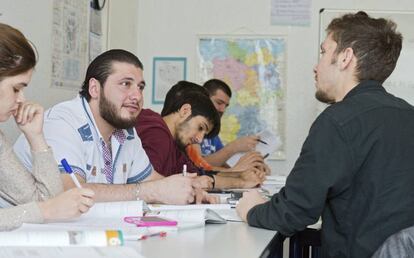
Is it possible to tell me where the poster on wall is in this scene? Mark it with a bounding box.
[198,37,287,159]
[152,57,187,104]
[51,0,89,90]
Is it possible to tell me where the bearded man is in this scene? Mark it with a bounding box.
[14,49,215,205]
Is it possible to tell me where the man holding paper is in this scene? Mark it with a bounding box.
[14,49,212,205]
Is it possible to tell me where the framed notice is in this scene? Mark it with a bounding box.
[152,57,187,104]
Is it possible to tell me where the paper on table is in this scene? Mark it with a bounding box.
[226,129,281,167]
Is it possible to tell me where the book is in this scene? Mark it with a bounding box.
[0,230,124,246]
[17,201,149,238]
[0,246,144,258]
[145,204,231,229]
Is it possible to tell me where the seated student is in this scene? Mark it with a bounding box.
[236,12,414,257]
[135,81,265,189]
[0,23,94,231]
[200,79,265,168]
[14,49,213,205]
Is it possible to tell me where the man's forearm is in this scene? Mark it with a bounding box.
[205,144,237,166]
[214,175,246,189]
[62,174,164,203]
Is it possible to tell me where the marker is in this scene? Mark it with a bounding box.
[257,139,268,145]
[182,164,187,177]
[61,158,82,188]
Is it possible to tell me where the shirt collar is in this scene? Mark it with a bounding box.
[343,80,386,101]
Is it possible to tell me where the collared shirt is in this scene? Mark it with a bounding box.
[200,136,224,156]
[14,96,152,184]
[247,80,414,257]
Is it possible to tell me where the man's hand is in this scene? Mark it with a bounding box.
[240,169,265,188]
[194,189,220,204]
[229,135,260,153]
[156,174,196,204]
[233,151,264,172]
[236,190,267,222]
[192,175,213,189]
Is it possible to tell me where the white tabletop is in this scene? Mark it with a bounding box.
[127,222,276,258]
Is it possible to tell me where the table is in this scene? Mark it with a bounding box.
[128,222,276,258]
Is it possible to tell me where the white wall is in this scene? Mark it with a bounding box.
[1,0,414,176]
[0,0,109,141]
[135,0,414,175]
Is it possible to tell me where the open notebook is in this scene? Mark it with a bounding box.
[145,203,242,230]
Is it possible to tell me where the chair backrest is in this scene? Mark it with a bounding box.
[259,232,286,258]
[289,228,321,258]
[372,225,414,258]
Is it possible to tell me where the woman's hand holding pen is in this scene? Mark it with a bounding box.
[38,188,95,221]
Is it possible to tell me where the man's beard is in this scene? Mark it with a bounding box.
[99,92,137,129]
[315,89,335,104]
[175,118,191,151]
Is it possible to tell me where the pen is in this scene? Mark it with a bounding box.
[257,139,268,145]
[182,164,187,177]
[61,158,82,188]
[263,153,270,159]
[124,231,167,241]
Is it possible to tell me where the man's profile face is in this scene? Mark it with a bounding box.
[313,34,341,104]
[99,62,145,129]
[175,115,211,151]
[210,89,230,117]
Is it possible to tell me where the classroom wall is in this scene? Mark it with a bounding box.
[1,0,414,176]
[135,0,414,175]
[0,0,109,141]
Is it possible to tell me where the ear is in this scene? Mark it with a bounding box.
[339,47,355,70]
[178,103,192,120]
[88,78,101,99]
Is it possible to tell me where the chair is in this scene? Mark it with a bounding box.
[259,228,321,258]
[259,232,286,258]
[289,228,321,258]
[372,225,414,258]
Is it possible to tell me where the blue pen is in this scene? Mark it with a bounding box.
[61,158,82,188]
